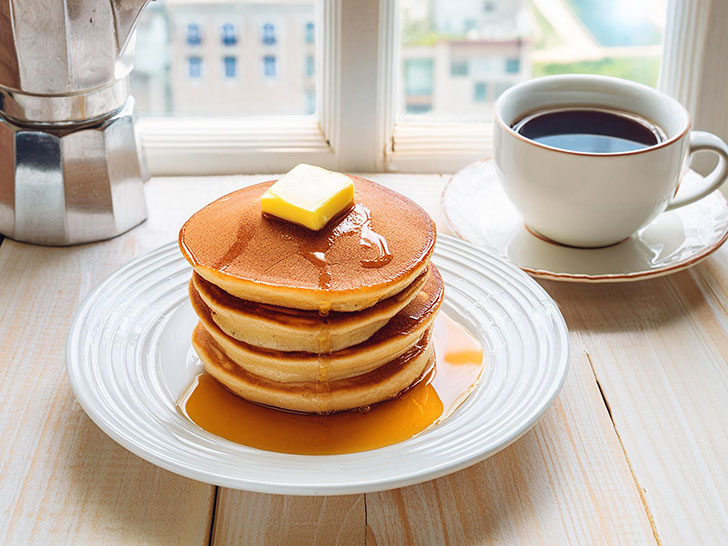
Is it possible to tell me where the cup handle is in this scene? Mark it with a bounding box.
[666,131,728,211]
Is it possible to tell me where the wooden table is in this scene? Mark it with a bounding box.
[2,173,727,545]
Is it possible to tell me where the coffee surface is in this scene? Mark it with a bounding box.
[512,108,662,153]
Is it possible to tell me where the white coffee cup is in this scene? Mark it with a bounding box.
[493,74,728,248]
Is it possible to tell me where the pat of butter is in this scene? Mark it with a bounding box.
[261,164,355,231]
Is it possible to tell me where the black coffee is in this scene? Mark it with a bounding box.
[512,108,663,153]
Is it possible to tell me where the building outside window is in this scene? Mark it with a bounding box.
[451,60,469,77]
[221,23,237,46]
[262,23,276,45]
[127,0,681,174]
[473,82,488,102]
[188,56,202,79]
[505,58,520,74]
[263,55,277,78]
[493,81,510,99]
[223,56,237,78]
[186,23,202,46]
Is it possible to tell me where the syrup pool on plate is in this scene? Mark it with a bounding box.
[177,313,485,455]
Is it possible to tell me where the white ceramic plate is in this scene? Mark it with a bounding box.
[66,236,569,495]
[442,159,728,282]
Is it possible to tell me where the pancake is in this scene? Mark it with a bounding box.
[179,176,436,312]
[192,323,435,414]
[192,267,429,352]
[189,266,444,383]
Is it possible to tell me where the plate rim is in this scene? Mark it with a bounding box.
[66,235,570,495]
[442,159,728,283]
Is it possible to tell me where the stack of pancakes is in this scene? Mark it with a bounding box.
[179,176,443,413]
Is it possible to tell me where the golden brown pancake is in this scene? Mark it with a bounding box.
[192,323,435,414]
[179,176,436,312]
[189,266,445,383]
[192,267,429,352]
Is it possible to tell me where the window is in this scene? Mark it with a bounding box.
[221,23,237,46]
[130,1,315,119]
[263,55,277,78]
[398,0,666,123]
[186,23,202,46]
[450,60,468,77]
[188,56,202,79]
[406,103,432,114]
[305,55,314,77]
[262,23,276,45]
[403,59,433,96]
[128,0,690,176]
[473,82,487,102]
[392,0,669,170]
[305,89,316,114]
[223,56,237,78]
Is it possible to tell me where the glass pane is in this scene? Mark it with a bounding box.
[131,0,317,116]
[398,0,667,121]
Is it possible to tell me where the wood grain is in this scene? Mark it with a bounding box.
[366,345,656,545]
[544,255,728,545]
[0,176,261,545]
[4,172,723,545]
[212,491,365,545]
[0,241,214,545]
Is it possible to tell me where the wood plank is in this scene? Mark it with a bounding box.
[366,341,657,545]
[0,172,666,545]
[0,176,263,545]
[543,255,728,544]
[212,491,365,545]
[0,240,215,545]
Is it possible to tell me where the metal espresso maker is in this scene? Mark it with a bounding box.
[0,0,151,245]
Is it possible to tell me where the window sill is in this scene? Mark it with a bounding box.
[139,116,333,175]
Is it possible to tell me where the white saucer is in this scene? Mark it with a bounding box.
[442,159,728,282]
[66,236,568,495]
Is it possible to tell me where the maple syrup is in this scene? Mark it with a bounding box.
[177,313,484,455]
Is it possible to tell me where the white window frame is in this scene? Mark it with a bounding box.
[139,0,727,175]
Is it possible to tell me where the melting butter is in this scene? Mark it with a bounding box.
[261,164,355,231]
